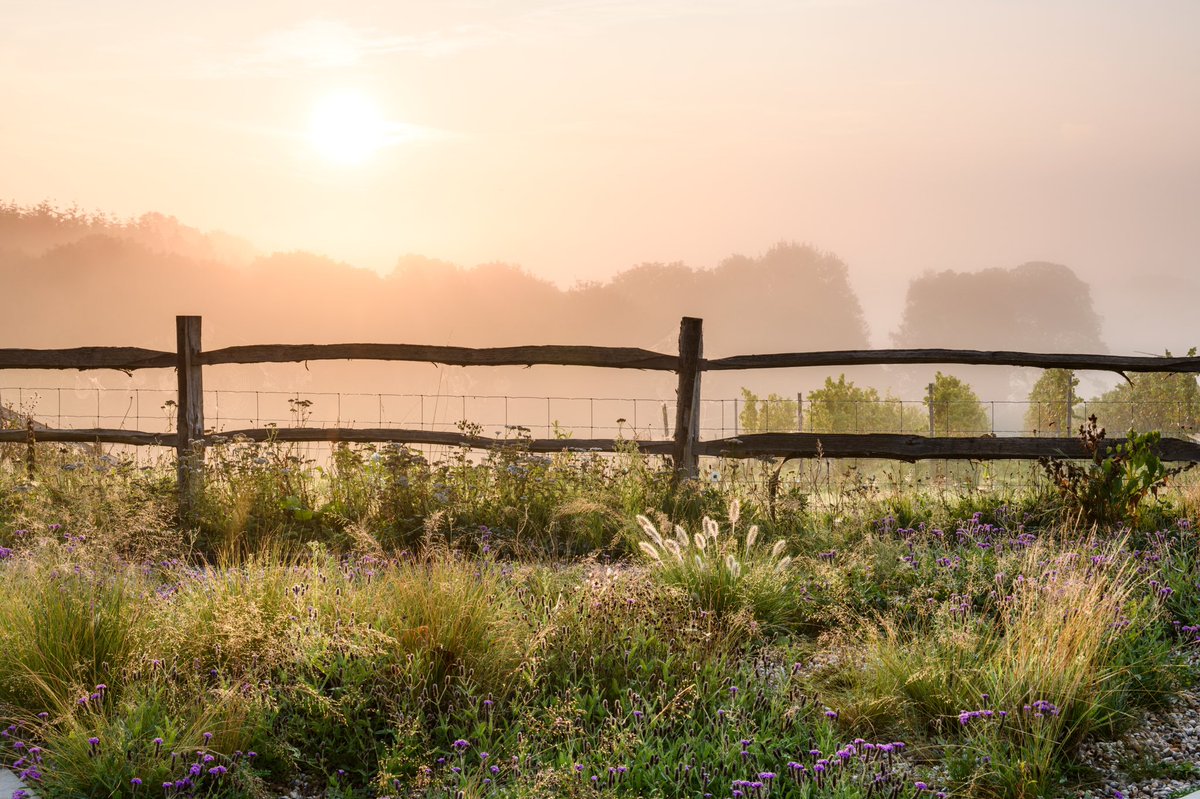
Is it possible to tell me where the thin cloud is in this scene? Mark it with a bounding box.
[202,19,504,77]
[205,1,802,77]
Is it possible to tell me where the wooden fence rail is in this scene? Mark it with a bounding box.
[4,315,1200,518]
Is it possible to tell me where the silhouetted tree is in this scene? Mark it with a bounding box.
[894,262,1104,352]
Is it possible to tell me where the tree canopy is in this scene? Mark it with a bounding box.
[1087,350,1200,439]
[927,372,990,435]
[1024,369,1081,437]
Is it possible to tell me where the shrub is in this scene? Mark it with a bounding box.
[1041,415,1192,526]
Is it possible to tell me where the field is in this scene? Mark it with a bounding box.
[1,438,1198,799]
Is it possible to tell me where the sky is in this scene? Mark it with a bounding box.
[3,0,1199,345]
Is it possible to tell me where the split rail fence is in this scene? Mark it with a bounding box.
[3,316,1200,513]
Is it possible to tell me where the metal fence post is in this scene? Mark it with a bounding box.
[926,383,935,436]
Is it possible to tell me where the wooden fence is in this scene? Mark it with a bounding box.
[3,316,1200,510]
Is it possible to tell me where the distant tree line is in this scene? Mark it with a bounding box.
[740,363,1199,439]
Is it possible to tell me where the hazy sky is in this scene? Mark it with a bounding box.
[4,0,1198,344]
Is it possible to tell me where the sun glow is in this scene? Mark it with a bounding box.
[308,90,390,165]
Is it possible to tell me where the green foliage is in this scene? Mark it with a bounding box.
[807,375,926,434]
[2,434,1198,798]
[1024,368,1081,436]
[633,501,813,631]
[0,550,142,715]
[1089,349,1200,438]
[927,372,990,435]
[1041,415,1192,526]
[737,388,798,432]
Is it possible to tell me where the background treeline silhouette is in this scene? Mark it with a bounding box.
[4,202,1158,436]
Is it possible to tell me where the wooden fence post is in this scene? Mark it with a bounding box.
[672,317,704,482]
[176,315,205,526]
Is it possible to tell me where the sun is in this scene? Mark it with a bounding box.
[308,90,389,165]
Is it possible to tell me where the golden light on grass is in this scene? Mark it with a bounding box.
[307,89,390,166]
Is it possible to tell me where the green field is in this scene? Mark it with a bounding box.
[1,438,1198,799]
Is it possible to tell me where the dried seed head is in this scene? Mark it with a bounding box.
[637,515,664,548]
[745,525,759,551]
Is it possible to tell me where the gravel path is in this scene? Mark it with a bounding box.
[1076,651,1200,799]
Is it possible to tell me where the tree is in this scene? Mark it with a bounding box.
[927,372,989,435]
[806,375,925,434]
[894,262,1105,352]
[1024,369,1081,436]
[738,389,798,432]
[1088,350,1200,439]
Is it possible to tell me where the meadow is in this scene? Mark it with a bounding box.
[1,436,1198,799]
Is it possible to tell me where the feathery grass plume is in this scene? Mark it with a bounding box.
[728,499,741,530]
[638,541,662,561]
[693,532,708,553]
[637,515,665,549]
[774,555,792,572]
[745,524,759,554]
[770,539,787,559]
[675,524,691,549]
[663,539,684,562]
[704,516,719,544]
[725,554,741,579]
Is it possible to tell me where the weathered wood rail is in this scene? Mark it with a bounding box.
[3,316,1200,517]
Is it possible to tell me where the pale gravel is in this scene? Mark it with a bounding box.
[1074,650,1200,799]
